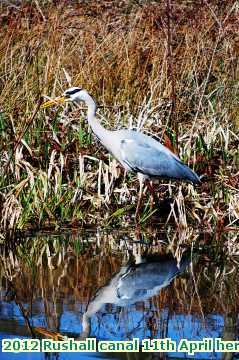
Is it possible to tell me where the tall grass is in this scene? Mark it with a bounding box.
[0,1,238,233]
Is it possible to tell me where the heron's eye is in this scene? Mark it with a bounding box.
[64,93,71,98]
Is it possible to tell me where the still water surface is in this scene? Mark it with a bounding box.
[0,229,238,359]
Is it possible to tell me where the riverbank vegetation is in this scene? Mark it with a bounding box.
[0,1,238,236]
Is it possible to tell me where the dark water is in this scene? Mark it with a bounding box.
[0,229,238,359]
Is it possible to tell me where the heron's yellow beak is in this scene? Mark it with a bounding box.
[41,96,66,109]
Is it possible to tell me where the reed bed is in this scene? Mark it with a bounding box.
[0,1,238,236]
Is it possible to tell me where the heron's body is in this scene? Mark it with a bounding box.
[41,87,200,217]
[99,128,199,183]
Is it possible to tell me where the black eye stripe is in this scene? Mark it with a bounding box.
[65,88,82,95]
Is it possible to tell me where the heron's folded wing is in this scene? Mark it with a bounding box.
[119,137,200,183]
[120,138,178,177]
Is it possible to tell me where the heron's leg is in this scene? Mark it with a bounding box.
[145,179,155,209]
[135,223,142,240]
[135,173,145,221]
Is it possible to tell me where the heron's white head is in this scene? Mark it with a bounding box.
[63,87,89,103]
[41,87,91,108]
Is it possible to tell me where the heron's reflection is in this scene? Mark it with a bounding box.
[81,251,191,338]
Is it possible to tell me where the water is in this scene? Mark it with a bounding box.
[0,229,238,359]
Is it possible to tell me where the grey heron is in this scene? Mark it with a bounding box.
[41,87,200,218]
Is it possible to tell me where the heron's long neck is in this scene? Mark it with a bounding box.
[85,94,110,143]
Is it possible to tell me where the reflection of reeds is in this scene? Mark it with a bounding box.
[0,1,238,232]
[0,230,238,339]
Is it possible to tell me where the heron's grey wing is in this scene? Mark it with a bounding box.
[119,137,199,182]
[119,138,178,177]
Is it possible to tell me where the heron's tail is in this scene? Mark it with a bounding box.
[180,163,201,184]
